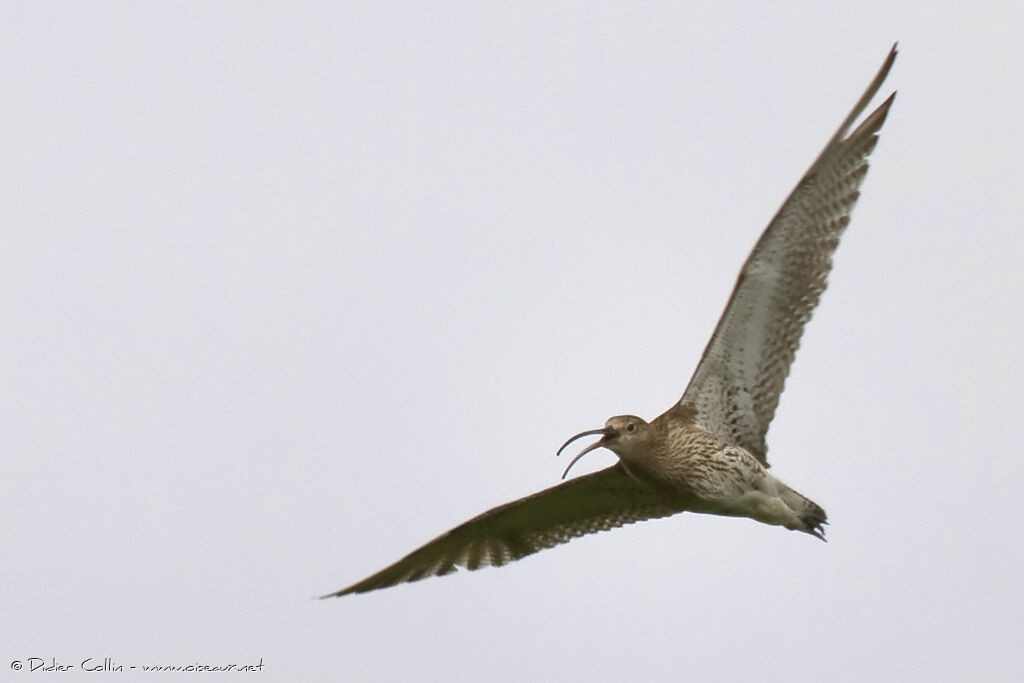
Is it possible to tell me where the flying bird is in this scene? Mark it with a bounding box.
[325,45,897,598]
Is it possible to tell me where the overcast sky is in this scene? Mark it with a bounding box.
[4,3,1022,681]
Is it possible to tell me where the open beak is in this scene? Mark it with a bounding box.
[557,427,613,480]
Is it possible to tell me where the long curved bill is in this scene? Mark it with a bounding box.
[557,428,610,480]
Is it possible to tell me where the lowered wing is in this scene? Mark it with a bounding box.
[323,463,683,597]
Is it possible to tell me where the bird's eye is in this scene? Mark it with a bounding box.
[626,423,636,432]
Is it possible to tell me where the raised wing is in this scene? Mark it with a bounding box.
[670,45,898,465]
[323,464,683,597]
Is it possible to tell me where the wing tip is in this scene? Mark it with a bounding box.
[321,581,366,598]
[826,43,899,151]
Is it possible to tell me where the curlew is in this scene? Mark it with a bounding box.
[324,45,897,598]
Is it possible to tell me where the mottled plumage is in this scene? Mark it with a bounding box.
[324,45,897,598]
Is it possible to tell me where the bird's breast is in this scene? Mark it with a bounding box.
[641,425,765,502]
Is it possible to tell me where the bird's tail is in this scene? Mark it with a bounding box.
[781,485,828,541]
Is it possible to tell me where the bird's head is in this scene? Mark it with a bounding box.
[557,415,650,479]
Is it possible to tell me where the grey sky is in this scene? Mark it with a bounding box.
[4,3,1021,681]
